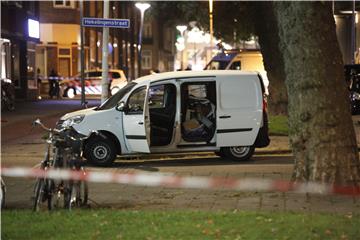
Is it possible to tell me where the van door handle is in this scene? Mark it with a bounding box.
[219,115,231,119]
[138,121,144,125]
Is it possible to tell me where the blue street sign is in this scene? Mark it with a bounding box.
[82,17,130,28]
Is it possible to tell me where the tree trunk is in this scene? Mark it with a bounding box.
[274,2,360,185]
[253,2,288,115]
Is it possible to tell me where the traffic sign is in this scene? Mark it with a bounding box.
[82,17,130,28]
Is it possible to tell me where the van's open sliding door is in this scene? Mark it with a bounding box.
[216,75,263,147]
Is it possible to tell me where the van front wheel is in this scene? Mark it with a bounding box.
[221,146,255,161]
[85,137,116,166]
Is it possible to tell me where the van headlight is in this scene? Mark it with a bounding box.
[62,115,85,128]
[352,92,360,100]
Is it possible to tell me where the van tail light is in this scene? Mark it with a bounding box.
[263,95,268,113]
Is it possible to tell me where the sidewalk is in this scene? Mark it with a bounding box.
[1,99,100,127]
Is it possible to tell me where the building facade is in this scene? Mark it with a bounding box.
[36,1,176,83]
[0,0,177,101]
[1,1,40,100]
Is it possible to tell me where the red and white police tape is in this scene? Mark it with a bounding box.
[1,167,360,196]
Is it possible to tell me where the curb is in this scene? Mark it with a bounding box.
[115,150,293,161]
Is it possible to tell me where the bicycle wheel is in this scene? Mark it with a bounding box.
[63,180,73,209]
[68,180,88,209]
[33,178,52,211]
[51,180,69,209]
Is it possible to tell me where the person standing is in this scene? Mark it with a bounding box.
[36,68,42,99]
[49,69,60,99]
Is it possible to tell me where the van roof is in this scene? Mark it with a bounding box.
[133,70,259,85]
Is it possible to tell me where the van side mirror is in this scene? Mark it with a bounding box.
[116,101,127,112]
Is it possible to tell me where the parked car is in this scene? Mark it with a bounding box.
[1,78,15,111]
[61,69,127,98]
[57,70,270,166]
[345,64,360,114]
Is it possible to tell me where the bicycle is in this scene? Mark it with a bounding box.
[32,119,89,211]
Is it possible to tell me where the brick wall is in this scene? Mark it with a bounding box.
[39,1,79,24]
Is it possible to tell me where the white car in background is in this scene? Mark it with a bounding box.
[61,69,127,98]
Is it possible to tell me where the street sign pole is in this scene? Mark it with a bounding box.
[80,1,86,107]
[81,16,129,103]
[101,0,110,104]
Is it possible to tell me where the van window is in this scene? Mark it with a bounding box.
[229,61,241,70]
[188,84,207,98]
[96,82,137,110]
[88,71,102,78]
[127,86,146,114]
[205,60,229,70]
[149,85,165,109]
[111,72,121,79]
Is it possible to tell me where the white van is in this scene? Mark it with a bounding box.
[204,50,269,93]
[58,70,270,166]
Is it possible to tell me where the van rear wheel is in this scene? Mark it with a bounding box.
[85,137,116,166]
[221,146,255,161]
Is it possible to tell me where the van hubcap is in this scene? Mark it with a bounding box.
[230,146,249,157]
[93,146,108,160]
[67,88,75,98]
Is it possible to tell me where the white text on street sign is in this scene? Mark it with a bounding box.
[82,18,130,28]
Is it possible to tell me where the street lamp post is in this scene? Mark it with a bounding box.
[176,25,187,70]
[135,2,150,77]
[209,0,214,60]
[101,0,110,103]
[80,1,86,107]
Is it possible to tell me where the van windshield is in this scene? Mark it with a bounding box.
[96,82,137,110]
[204,60,229,70]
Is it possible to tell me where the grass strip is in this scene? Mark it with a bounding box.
[269,115,288,136]
[2,209,359,239]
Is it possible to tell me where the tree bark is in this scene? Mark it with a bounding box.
[253,2,288,115]
[274,2,360,185]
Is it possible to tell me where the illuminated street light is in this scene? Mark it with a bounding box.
[176,25,187,70]
[135,2,150,77]
[176,25,187,35]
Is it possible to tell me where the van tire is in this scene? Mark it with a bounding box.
[221,146,255,161]
[85,137,116,166]
[64,87,76,98]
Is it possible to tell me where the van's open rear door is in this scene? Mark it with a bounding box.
[216,75,263,147]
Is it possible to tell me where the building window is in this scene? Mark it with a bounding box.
[1,39,11,80]
[59,48,71,56]
[11,43,21,88]
[27,43,37,89]
[142,50,152,69]
[144,23,152,38]
[53,0,74,9]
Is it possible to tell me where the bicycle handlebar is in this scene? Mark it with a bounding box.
[33,118,99,142]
